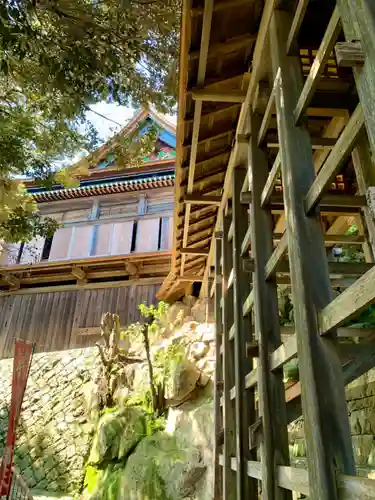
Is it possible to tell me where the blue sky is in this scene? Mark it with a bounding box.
[86,102,136,141]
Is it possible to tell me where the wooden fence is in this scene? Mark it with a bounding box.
[0,283,160,359]
[209,1,375,499]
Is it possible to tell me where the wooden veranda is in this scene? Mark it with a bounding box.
[159,0,375,498]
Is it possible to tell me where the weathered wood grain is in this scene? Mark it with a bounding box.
[0,284,159,358]
[305,104,365,213]
[221,216,237,500]
[231,167,257,498]
[214,233,223,499]
[270,9,356,500]
[319,265,375,333]
[248,111,292,499]
[295,7,341,123]
[337,0,375,157]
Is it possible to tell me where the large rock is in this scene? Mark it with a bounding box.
[166,396,214,499]
[88,407,146,464]
[87,431,205,500]
[122,432,205,500]
[165,360,201,407]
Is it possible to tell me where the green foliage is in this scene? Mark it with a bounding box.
[139,301,170,338]
[153,338,185,389]
[84,465,102,494]
[0,206,59,244]
[139,301,170,321]
[0,0,180,242]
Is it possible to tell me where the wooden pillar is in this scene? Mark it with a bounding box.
[222,216,237,500]
[248,112,292,500]
[269,8,356,500]
[351,132,375,260]
[214,232,223,499]
[337,0,375,156]
[231,167,258,499]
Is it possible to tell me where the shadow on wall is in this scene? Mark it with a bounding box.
[0,348,100,495]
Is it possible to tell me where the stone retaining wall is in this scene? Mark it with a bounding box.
[0,348,99,495]
[289,369,375,477]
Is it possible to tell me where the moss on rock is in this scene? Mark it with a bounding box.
[88,407,146,465]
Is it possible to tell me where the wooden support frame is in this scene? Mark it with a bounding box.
[213,233,223,499]
[230,167,257,498]
[286,0,309,54]
[180,247,209,256]
[182,0,375,497]
[305,104,365,213]
[221,216,237,499]
[269,9,356,500]
[184,194,222,206]
[192,89,247,103]
[247,113,292,499]
[337,0,375,157]
[180,0,214,277]
[294,7,342,123]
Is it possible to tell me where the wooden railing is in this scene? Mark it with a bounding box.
[0,467,33,500]
[207,0,375,499]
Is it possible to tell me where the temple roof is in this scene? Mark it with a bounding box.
[25,106,176,202]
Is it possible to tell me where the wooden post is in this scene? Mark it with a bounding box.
[248,111,292,500]
[269,8,356,500]
[214,233,223,499]
[222,216,237,500]
[231,167,258,499]
[337,0,375,156]
[351,132,375,260]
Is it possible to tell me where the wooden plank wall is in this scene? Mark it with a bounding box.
[0,283,160,359]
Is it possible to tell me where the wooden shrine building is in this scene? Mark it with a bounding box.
[0,107,176,357]
[160,0,375,499]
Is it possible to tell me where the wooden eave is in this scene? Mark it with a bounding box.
[0,251,172,295]
[30,173,175,203]
[159,0,362,300]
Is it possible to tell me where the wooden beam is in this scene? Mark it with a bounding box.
[180,247,209,256]
[335,41,365,67]
[294,7,342,123]
[192,89,247,103]
[265,231,288,280]
[231,168,257,498]
[337,0,375,157]
[286,0,309,54]
[261,153,281,207]
[258,71,279,145]
[182,166,225,187]
[213,233,223,499]
[270,10,356,500]
[178,274,204,282]
[0,277,164,297]
[180,0,214,278]
[1,272,20,289]
[191,0,248,16]
[351,132,375,258]
[71,266,85,280]
[184,105,240,125]
[244,192,367,213]
[320,265,375,333]
[305,104,365,213]
[247,114,291,499]
[183,129,234,148]
[184,194,221,206]
[242,290,254,317]
[313,114,348,173]
[199,0,280,297]
[189,33,255,60]
[221,215,237,499]
[267,135,337,150]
